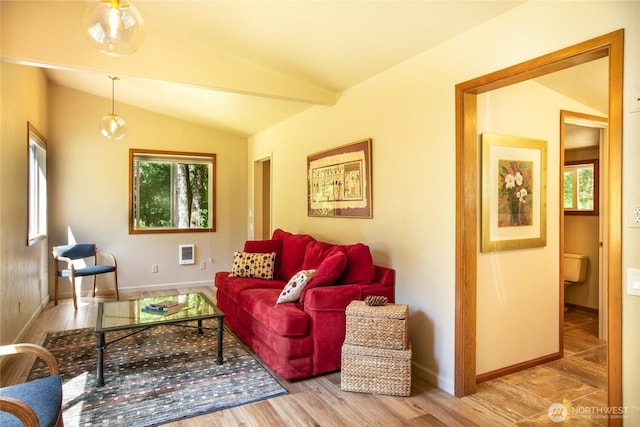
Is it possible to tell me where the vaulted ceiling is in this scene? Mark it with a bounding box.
[2,1,606,137]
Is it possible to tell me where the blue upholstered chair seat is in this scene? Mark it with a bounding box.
[59,264,116,277]
[0,375,62,427]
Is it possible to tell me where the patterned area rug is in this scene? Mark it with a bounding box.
[29,324,287,426]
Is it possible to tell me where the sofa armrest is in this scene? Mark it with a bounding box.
[303,285,362,312]
[374,265,395,287]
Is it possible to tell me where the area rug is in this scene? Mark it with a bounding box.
[29,324,288,426]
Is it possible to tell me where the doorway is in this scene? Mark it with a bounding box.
[454,29,623,420]
[561,110,609,342]
[253,156,272,240]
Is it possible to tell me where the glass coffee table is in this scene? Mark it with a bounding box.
[95,292,224,386]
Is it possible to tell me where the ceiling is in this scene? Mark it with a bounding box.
[2,1,607,137]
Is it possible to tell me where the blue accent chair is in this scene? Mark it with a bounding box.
[0,343,63,427]
[52,244,119,311]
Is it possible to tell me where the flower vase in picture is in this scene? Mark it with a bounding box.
[498,160,533,227]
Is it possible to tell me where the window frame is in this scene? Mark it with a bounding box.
[129,149,216,234]
[27,122,48,246]
[563,159,599,216]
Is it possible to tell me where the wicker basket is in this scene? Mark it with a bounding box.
[341,343,411,396]
[345,301,409,350]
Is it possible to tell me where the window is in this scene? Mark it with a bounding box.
[27,122,47,245]
[563,160,598,215]
[130,149,216,233]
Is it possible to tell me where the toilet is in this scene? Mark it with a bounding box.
[564,253,588,285]
[564,253,588,312]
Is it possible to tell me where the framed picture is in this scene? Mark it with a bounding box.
[307,139,372,218]
[481,133,547,252]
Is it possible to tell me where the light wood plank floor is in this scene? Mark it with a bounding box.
[1,288,607,426]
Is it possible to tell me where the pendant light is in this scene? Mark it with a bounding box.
[100,76,127,141]
[82,0,145,57]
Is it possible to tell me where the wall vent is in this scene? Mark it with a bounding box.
[179,244,195,265]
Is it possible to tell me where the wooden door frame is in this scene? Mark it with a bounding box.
[454,30,623,422]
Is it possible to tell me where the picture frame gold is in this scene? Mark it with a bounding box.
[307,139,372,218]
[481,133,547,252]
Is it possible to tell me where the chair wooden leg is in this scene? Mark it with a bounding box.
[113,271,119,300]
[92,275,97,297]
[54,274,59,306]
[70,276,78,311]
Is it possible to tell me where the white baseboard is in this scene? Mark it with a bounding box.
[13,297,49,343]
[55,280,213,299]
[119,281,212,293]
[412,360,455,395]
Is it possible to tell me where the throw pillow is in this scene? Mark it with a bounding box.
[228,251,276,279]
[299,246,347,303]
[305,245,347,287]
[339,243,376,284]
[244,238,283,279]
[276,269,316,303]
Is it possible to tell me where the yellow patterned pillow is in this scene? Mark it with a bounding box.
[228,251,276,279]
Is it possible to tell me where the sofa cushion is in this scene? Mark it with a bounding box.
[301,241,336,269]
[244,238,283,279]
[240,288,309,336]
[215,272,286,302]
[277,269,316,303]
[229,251,276,279]
[272,229,315,280]
[339,243,376,284]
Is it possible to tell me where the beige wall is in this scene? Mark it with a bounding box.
[248,1,640,420]
[0,63,50,344]
[475,80,603,375]
[46,83,248,297]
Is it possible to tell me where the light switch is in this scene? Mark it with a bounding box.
[627,268,640,296]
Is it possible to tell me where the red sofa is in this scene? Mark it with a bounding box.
[215,229,395,381]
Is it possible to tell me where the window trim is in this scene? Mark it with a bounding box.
[563,159,599,216]
[27,122,48,246]
[129,149,216,234]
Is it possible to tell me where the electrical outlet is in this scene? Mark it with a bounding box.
[631,206,640,228]
[151,264,158,273]
[199,261,206,270]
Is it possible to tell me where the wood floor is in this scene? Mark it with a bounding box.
[1,287,607,426]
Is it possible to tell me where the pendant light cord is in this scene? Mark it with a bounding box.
[109,76,119,115]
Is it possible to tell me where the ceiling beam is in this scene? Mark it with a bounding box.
[0,1,336,106]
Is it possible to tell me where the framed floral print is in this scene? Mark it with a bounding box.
[481,133,547,252]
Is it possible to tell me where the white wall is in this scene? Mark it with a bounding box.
[0,63,50,344]
[248,3,640,421]
[47,83,248,296]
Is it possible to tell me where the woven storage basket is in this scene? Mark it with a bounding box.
[341,343,411,396]
[345,300,409,350]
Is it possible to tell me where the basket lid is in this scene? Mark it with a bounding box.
[346,300,408,319]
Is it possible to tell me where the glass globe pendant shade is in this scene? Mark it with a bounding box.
[81,0,145,57]
[99,113,127,140]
